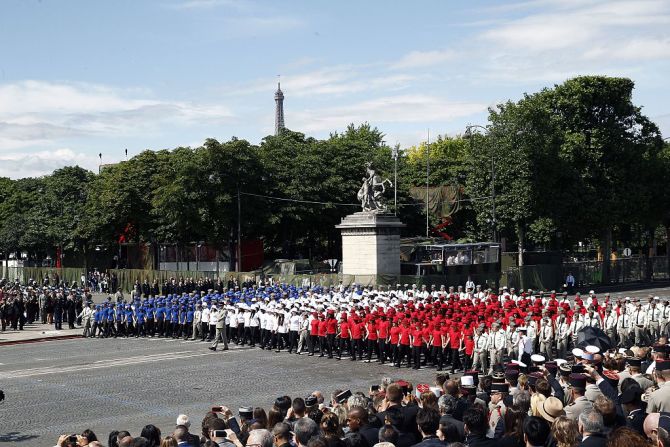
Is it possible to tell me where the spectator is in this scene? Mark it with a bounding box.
[210,418,235,447]
[437,418,461,444]
[247,429,274,447]
[346,406,379,447]
[273,422,294,447]
[551,417,579,447]
[173,424,195,447]
[522,417,550,447]
[577,409,606,447]
[141,424,162,447]
[462,407,495,447]
[160,437,177,447]
[412,408,443,447]
[437,395,464,441]
[500,406,527,447]
[604,427,648,447]
[295,418,321,447]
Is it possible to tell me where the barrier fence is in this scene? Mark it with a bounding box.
[2,256,668,293]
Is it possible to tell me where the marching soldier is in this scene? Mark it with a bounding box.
[603,305,618,346]
[617,308,632,347]
[538,316,554,360]
[556,311,570,359]
[647,300,662,341]
[472,326,489,373]
[488,322,506,373]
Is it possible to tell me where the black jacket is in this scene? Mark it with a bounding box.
[578,434,607,447]
[372,404,420,447]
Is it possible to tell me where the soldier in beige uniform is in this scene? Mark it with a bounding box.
[617,308,632,348]
[627,357,654,391]
[487,382,508,437]
[646,360,670,413]
[472,326,489,373]
[488,322,506,373]
[564,373,593,421]
[555,311,570,359]
[539,317,554,360]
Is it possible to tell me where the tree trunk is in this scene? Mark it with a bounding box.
[516,221,525,291]
[666,224,670,279]
[601,227,612,284]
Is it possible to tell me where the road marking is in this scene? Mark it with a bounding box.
[0,351,219,379]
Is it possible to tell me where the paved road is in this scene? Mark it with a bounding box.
[0,337,429,445]
[1,284,669,445]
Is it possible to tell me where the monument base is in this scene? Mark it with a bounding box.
[336,212,405,276]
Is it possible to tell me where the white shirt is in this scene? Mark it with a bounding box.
[201,308,211,323]
[289,315,301,331]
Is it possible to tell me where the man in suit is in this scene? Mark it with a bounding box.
[370,383,420,447]
[577,408,607,447]
[565,374,593,421]
[412,408,443,447]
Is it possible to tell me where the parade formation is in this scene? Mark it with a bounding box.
[4,278,670,375]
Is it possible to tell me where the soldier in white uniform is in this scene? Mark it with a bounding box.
[617,308,632,348]
[632,302,649,346]
[603,306,618,346]
[569,313,584,348]
[647,300,662,341]
[583,307,602,329]
[506,320,519,359]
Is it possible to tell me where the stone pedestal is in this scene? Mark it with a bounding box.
[336,212,405,275]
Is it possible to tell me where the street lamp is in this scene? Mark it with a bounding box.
[392,144,399,216]
[465,125,496,242]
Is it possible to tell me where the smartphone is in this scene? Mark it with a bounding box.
[336,389,352,404]
[370,385,380,392]
[212,430,227,438]
[212,406,223,413]
[68,435,78,443]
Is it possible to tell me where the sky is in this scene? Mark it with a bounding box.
[0,0,668,178]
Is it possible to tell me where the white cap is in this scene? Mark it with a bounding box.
[555,359,568,365]
[585,345,600,355]
[531,354,546,363]
[572,348,584,358]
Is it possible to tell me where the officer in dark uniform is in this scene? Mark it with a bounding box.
[53,294,64,330]
[621,385,645,436]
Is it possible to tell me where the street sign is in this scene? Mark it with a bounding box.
[623,248,632,257]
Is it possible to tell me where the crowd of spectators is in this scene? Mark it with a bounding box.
[52,363,670,447]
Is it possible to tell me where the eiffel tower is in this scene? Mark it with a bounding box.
[274,81,285,136]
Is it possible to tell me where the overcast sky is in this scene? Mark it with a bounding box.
[0,0,668,178]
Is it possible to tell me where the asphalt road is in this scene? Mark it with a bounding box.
[0,337,430,446]
[2,284,669,446]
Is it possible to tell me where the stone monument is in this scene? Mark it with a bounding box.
[336,163,405,275]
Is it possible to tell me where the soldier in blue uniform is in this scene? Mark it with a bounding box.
[91,305,101,337]
[155,300,165,337]
[115,303,125,338]
[124,304,134,337]
[135,305,146,337]
[170,303,180,338]
[185,305,194,339]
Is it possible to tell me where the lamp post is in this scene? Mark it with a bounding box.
[426,129,430,238]
[465,125,496,242]
[392,144,399,216]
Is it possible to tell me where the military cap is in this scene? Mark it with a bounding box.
[569,373,587,389]
[626,357,642,368]
[620,386,642,404]
[656,360,670,371]
[492,372,506,383]
[490,383,509,394]
[505,369,519,379]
